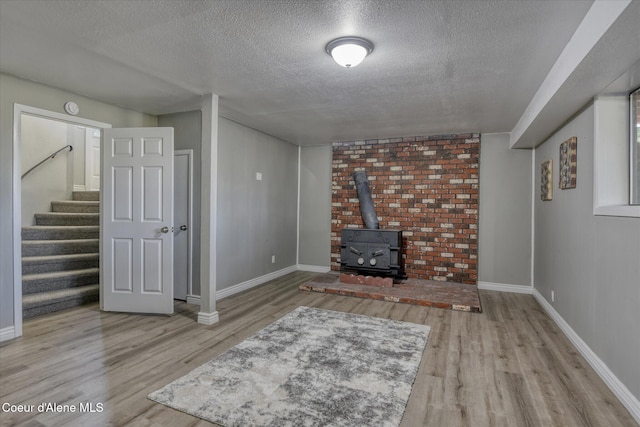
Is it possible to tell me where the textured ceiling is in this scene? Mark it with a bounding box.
[0,0,603,145]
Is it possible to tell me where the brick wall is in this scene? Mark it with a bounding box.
[331,134,480,284]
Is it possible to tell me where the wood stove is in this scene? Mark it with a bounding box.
[340,171,406,279]
[340,229,405,279]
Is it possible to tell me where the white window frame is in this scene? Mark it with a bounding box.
[593,95,640,217]
[630,88,639,205]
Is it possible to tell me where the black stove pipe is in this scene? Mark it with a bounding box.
[353,171,379,229]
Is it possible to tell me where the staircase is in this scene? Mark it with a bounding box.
[22,191,100,319]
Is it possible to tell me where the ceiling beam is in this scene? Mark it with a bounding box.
[510,0,634,149]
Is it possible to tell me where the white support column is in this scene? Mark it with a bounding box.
[198,94,220,325]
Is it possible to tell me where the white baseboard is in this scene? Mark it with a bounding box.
[215,265,298,301]
[197,310,219,325]
[477,281,534,294]
[184,265,322,307]
[73,184,86,191]
[186,295,200,305]
[296,264,331,273]
[0,326,17,342]
[478,281,640,422]
[532,289,640,425]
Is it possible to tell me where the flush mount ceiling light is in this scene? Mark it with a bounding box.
[325,36,374,68]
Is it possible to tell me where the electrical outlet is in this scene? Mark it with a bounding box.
[272,255,276,263]
[551,290,555,302]
[256,172,262,181]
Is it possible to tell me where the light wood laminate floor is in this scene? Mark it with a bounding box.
[0,271,636,427]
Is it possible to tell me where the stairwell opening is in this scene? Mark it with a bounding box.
[13,106,195,332]
[19,112,105,321]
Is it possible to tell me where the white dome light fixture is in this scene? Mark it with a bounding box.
[326,36,374,68]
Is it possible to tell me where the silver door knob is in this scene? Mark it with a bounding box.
[180,225,188,231]
[160,226,170,233]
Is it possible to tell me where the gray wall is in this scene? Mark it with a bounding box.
[298,145,332,267]
[158,110,202,295]
[296,137,535,280]
[21,114,72,225]
[216,118,299,290]
[21,116,98,225]
[478,133,532,286]
[0,73,156,332]
[534,103,640,399]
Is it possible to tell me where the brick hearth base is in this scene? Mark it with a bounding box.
[299,272,481,312]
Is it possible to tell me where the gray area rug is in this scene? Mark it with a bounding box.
[148,306,430,427]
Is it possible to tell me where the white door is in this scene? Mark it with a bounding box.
[85,127,101,191]
[101,127,174,314]
[173,150,192,301]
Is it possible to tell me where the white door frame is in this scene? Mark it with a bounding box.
[84,127,101,191]
[12,104,111,338]
[174,149,194,299]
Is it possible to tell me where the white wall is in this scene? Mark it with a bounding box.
[534,103,640,401]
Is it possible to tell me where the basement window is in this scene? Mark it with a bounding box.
[593,93,640,217]
[631,87,640,205]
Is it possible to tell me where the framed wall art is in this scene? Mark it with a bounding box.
[541,160,553,201]
[559,136,577,189]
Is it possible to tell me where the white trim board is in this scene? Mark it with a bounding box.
[296,264,331,273]
[174,149,194,299]
[296,146,301,265]
[480,281,639,422]
[0,326,17,343]
[477,281,534,294]
[592,95,640,218]
[532,289,640,424]
[186,295,201,306]
[197,311,219,326]
[187,264,329,305]
[12,104,112,340]
[215,266,298,301]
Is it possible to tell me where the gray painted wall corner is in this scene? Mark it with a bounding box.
[478,133,533,287]
[298,145,332,267]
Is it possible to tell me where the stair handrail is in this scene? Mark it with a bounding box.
[21,144,73,180]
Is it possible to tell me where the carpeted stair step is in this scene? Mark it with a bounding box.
[22,253,99,275]
[23,268,100,295]
[51,200,100,213]
[22,225,99,241]
[34,212,99,226]
[23,284,99,319]
[22,239,99,257]
[22,190,102,319]
[72,191,100,201]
